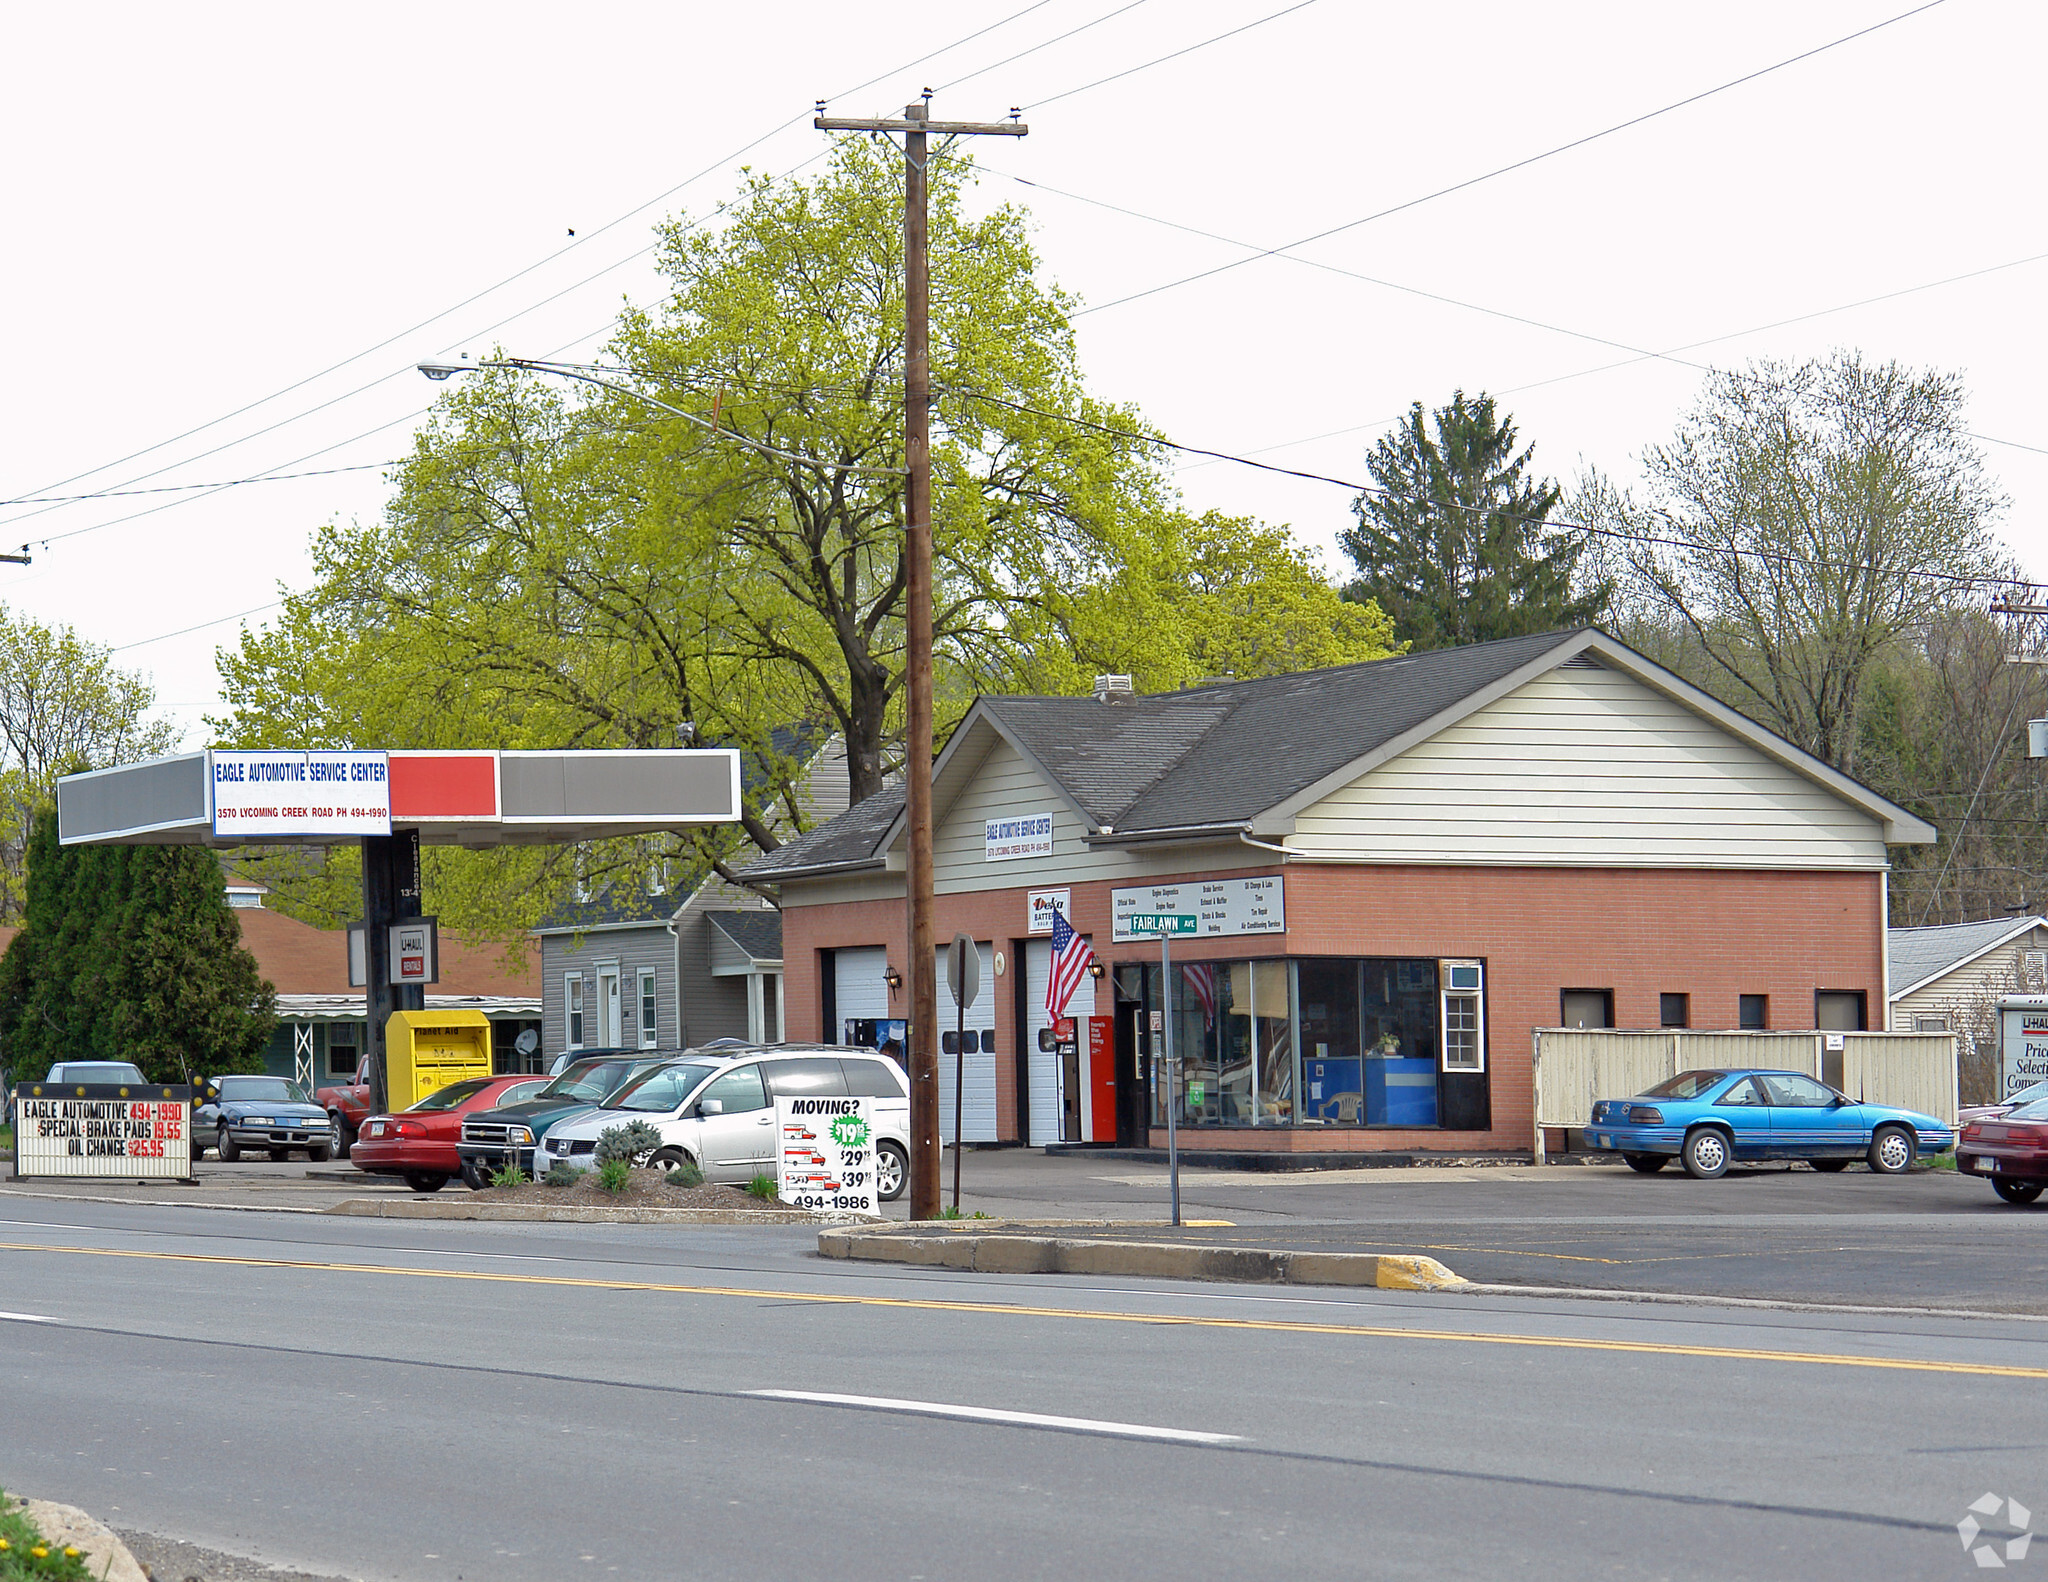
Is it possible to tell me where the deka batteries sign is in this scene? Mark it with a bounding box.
[211,750,391,838]
[776,1096,880,1215]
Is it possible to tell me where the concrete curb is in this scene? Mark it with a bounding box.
[9,1497,148,1582]
[328,1197,873,1225]
[817,1227,1465,1289]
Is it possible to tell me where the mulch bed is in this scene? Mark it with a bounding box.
[466,1168,784,1211]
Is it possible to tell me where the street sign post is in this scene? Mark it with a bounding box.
[947,932,979,1213]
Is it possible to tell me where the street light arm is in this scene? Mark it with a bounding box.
[416,356,905,478]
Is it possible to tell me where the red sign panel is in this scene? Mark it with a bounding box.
[389,753,499,820]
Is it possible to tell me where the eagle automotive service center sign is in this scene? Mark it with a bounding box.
[11,1084,193,1180]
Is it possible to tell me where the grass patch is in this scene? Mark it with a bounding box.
[596,1158,632,1195]
[745,1173,779,1200]
[0,1124,12,1153]
[0,1491,94,1580]
[937,1205,992,1219]
[1926,1151,1958,1171]
[489,1160,528,1189]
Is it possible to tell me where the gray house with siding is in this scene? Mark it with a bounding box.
[536,737,848,1059]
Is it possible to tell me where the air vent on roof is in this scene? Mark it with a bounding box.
[1092,674,1135,702]
[1558,653,1603,670]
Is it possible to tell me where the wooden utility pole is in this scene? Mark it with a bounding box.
[815,97,1026,1220]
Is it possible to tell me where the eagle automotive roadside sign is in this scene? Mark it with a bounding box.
[11,1083,194,1181]
[775,1096,880,1215]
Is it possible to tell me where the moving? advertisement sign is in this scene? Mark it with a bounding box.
[11,1084,193,1180]
[775,1096,880,1215]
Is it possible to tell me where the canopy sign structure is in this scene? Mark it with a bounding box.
[58,748,741,848]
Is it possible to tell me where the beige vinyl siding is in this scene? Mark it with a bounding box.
[931,739,1247,894]
[1292,665,1889,869]
[1890,927,2048,1030]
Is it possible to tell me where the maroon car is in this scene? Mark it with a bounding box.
[1957,1097,2048,1205]
[349,1074,547,1193]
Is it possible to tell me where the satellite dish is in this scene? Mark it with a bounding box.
[514,1029,540,1057]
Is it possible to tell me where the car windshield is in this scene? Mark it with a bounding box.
[537,1058,647,1102]
[1997,1080,2048,1109]
[1639,1070,1731,1101]
[611,1063,717,1113]
[2005,1098,2048,1122]
[61,1063,145,1082]
[218,1077,310,1104]
[408,1078,498,1112]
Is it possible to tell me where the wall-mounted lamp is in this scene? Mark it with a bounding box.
[1087,960,1107,980]
[883,966,903,993]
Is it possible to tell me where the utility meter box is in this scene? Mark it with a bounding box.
[385,1009,492,1110]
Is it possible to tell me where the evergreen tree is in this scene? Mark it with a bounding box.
[1340,391,1608,650]
[0,804,275,1083]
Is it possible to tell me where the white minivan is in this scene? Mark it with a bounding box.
[533,1044,912,1200]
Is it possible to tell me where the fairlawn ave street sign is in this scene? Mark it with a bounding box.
[1123,912,1197,937]
[1111,877,1285,942]
[58,748,741,847]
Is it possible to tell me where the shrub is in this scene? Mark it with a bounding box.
[746,1172,779,1200]
[544,1162,585,1188]
[489,1161,528,1189]
[665,1159,704,1188]
[595,1119,662,1166]
[597,1158,632,1195]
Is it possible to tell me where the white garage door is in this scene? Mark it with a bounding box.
[935,942,998,1143]
[1025,938,1097,1146]
[833,947,890,1040]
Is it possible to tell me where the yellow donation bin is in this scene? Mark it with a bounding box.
[384,1009,493,1110]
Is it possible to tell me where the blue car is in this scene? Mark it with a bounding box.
[1583,1068,1954,1179]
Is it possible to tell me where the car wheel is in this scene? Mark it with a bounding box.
[1992,1178,2044,1205]
[216,1124,240,1163]
[308,1142,332,1163]
[328,1113,352,1159]
[1810,1159,1851,1173]
[460,1160,493,1191]
[1867,1125,1915,1175]
[403,1172,449,1194]
[876,1140,908,1201]
[649,1148,688,1169]
[1681,1128,1730,1179]
[1622,1152,1667,1174]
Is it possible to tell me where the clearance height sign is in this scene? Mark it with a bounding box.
[211,750,391,839]
[12,1086,193,1180]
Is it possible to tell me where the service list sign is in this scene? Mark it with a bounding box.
[12,1086,192,1180]
[211,750,392,839]
[775,1096,880,1215]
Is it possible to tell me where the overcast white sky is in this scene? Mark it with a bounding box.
[2,0,2040,746]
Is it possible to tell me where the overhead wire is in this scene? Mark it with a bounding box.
[1026,0,1322,109]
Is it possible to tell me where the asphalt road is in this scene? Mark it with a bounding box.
[2,1195,2044,1581]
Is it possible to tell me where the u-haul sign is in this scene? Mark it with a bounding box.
[11,1085,193,1180]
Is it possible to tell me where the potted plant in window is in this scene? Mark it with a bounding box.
[1370,1032,1400,1058]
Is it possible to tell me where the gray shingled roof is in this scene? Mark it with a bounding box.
[742,631,1582,880]
[706,909,784,962]
[1888,915,2048,998]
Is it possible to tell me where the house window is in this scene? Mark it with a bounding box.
[1560,989,1613,1029]
[1815,990,1866,1032]
[639,969,659,1049]
[566,974,585,1049]
[2024,951,2047,981]
[1440,960,1484,1073]
[1913,1014,1950,1033]
[1660,993,1690,1029]
[326,1027,360,1078]
[1738,994,1769,1031]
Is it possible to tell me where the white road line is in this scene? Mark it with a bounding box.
[0,1311,60,1324]
[747,1390,1242,1444]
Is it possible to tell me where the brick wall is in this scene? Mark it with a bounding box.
[780,863,1886,1154]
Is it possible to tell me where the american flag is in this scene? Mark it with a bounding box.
[1182,962,1217,1028]
[1045,905,1095,1021]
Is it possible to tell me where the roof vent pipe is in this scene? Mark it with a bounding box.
[1092,674,1134,703]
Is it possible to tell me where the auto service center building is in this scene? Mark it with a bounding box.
[741,629,1934,1156]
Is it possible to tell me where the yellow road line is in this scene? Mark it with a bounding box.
[3,1238,2044,1381]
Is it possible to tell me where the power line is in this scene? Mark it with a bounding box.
[110,602,284,654]
[1068,0,1947,318]
[0,461,401,507]
[1027,0,1320,108]
[935,0,1153,95]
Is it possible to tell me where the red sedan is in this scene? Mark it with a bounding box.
[1957,1097,2048,1206]
[350,1075,548,1193]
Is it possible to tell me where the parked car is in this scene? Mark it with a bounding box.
[1956,1097,2048,1205]
[1958,1078,2048,1129]
[532,1044,911,1200]
[456,1051,679,1188]
[349,1074,549,1193]
[1582,1068,1955,1179]
[195,1074,335,1162]
[45,1061,149,1086]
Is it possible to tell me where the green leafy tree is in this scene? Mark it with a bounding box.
[1341,391,1608,650]
[0,804,275,1083]
[0,607,179,923]
[215,139,1392,938]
